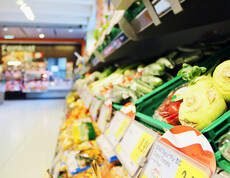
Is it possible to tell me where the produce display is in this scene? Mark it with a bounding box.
[52,91,129,178]
[213,60,230,102]
[153,60,230,131]
[53,59,230,177]
[76,60,173,104]
[76,38,229,105]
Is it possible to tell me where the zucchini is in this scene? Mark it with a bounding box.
[143,63,165,76]
[130,79,153,94]
[141,75,163,88]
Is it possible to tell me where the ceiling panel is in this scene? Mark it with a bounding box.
[22,27,55,38]
[0,0,96,39]
[55,28,85,39]
[0,27,26,38]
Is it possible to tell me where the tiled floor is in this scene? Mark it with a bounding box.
[0,99,65,178]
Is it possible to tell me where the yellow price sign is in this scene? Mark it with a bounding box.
[130,132,154,164]
[115,144,122,154]
[114,118,130,138]
[105,128,110,135]
[102,109,109,127]
[141,174,147,178]
[175,159,208,178]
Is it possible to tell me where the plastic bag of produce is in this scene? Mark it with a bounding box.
[72,121,96,144]
[153,85,187,126]
[219,130,230,162]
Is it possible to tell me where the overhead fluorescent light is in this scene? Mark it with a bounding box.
[68,28,73,33]
[3,27,8,31]
[16,0,35,21]
[7,61,21,66]
[39,34,45,38]
[4,35,15,39]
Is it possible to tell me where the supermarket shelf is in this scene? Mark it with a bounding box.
[130,0,185,34]
[87,0,230,72]
[111,0,133,10]
[135,0,230,39]
[100,32,129,58]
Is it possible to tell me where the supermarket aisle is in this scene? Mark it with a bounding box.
[0,99,65,178]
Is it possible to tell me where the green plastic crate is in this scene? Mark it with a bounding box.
[201,110,230,173]
[112,45,230,173]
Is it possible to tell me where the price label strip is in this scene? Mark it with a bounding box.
[140,139,211,178]
[89,97,97,114]
[96,134,118,163]
[104,111,132,148]
[84,93,94,109]
[89,98,103,121]
[114,120,158,177]
[97,105,112,132]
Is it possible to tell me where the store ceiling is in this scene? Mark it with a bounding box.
[0,0,97,39]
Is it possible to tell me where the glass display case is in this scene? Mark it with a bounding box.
[22,71,50,92]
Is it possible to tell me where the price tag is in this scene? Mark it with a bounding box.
[115,120,158,177]
[96,134,118,163]
[84,92,93,109]
[160,126,216,173]
[105,111,131,148]
[89,97,97,113]
[140,140,211,178]
[97,105,112,132]
[175,158,208,178]
[130,132,154,164]
[89,98,103,121]
[114,118,130,138]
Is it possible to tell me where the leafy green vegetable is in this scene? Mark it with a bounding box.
[177,63,206,81]
[93,29,99,41]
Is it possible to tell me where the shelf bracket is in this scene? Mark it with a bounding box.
[143,0,161,26]
[167,0,183,14]
[119,16,139,41]
[111,0,134,10]
[94,50,105,62]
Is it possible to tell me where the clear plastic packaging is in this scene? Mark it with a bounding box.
[219,130,230,162]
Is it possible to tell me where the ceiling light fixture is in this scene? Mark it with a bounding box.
[3,27,8,31]
[7,61,21,66]
[16,0,35,21]
[4,35,15,39]
[68,28,73,33]
[39,34,45,38]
